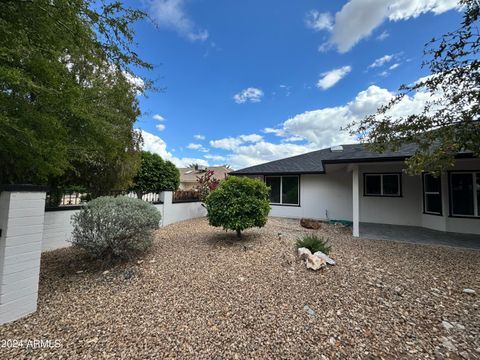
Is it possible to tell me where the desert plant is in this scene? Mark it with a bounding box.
[296,235,331,255]
[205,176,270,238]
[71,196,161,262]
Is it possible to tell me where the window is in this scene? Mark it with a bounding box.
[364,173,401,197]
[423,173,442,215]
[265,176,299,205]
[450,172,480,217]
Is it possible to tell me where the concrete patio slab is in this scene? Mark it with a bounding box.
[360,222,480,250]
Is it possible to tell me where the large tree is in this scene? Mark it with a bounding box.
[0,0,152,192]
[349,0,479,175]
[130,152,180,197]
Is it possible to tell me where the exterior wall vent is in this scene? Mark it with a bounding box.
[330,145,344,152]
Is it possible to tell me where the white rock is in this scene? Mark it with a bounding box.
[313,251,336,265]
[306,254,326,271]
[463,288,476,295]
[297,247,312,260]
[442,321,454,331]
[441,336,457,352]
[303,304,315,317]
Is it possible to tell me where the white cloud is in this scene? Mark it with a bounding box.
[317,66,352,90]
[149,0,208,42]
[377,30,390,41]
[140,129,209,167]
[389,63,400,70]
[307,0,460,53]
[204,154,226,162]
[187,143,209,152]
[305,10,333,31]
[233,87,264,104]
[153,114,165,121]
[155,123,166,131]
[193,134,205,140]
[209,134,263,150]
[368,54,394,68]
[224,79,436,170]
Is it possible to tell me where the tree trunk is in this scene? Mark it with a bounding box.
[236,229,242,239]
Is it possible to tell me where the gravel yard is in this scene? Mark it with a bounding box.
[1,217,479,359]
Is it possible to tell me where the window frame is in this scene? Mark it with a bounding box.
[422,173,442,216]
[363,172,402,197]
[264,175,300,206]
[448,171,480,218]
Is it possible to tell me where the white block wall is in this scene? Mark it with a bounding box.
[41,192,207,252]
[42,209,79,251]
[0,190,46,325]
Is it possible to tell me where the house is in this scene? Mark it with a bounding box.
[178,165,231,190]
[232,144,480,237]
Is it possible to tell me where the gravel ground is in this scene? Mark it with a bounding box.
[1,217,479,359]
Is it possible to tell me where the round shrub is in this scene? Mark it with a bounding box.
[205,176,270,238]
[71,196,161,262]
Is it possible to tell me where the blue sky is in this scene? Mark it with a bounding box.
[126,0,462,169]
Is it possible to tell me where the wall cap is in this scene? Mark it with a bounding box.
[0,184,49,192]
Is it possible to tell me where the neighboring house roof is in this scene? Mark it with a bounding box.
[232,143,475,175]
[179,166,231,183]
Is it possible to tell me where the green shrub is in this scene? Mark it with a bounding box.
[205,176,271,238]
[71,196,161,262]
[296,234,331,255]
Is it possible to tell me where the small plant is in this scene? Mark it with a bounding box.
[296,234,331,255]
[71,196,161,262]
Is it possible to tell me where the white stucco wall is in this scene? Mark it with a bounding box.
[42,209,79,251]
[270,166,352,221]
[41,192,207,252]
[262,158,480,235]
[358,163,422,226]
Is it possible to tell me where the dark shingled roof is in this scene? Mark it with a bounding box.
[232,143,421,175]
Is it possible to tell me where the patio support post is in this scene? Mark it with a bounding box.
[352,165,360,237]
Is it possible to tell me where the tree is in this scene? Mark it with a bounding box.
[0,0,152,189]
[348,0,480,175]
[130,152,180,197]
[195,170,221,201]
[205,176,271,238]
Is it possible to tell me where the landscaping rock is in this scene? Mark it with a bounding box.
[463,288,476,295]
[300,218,322,230]
[303,304,316,317]
[297,247,312,260]
[305,254,326,270]
[313,251,336,265]
[442,321,454,331]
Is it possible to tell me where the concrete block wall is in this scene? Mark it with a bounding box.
[0,186,47,325]
[41,192,206,252]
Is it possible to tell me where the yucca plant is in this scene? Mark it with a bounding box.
[296,234,331,255]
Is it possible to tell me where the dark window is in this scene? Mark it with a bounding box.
[423,173,442,215]
[282,176,299,205]
[450,172,477,217]
[265,177,281,203]
[383,175,400,195]
[364,173,401,197]
[265,176,299,205]
[365,175,381,195]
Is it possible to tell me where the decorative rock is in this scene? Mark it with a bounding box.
[442,321,454,331]
[300,218,322,230]
[313,251,336,265]
[306,254,326,270]
[441,337,457,352]
[460,351,470,359]
[463,288,476,295]
[297,247,312,260]
[303,304,316,317]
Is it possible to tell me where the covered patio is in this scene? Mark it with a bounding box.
[360,222,480,250]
